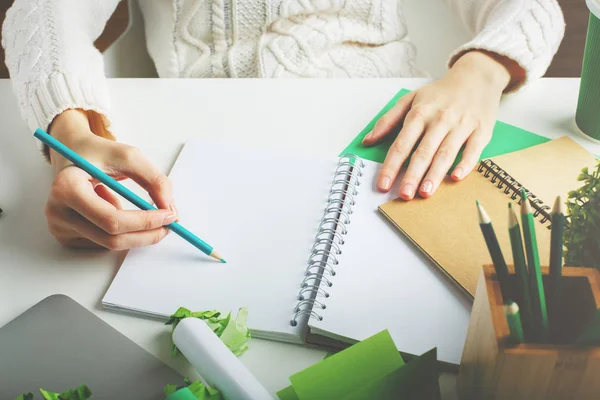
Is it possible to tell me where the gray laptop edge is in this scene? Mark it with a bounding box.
[0,294,183,400]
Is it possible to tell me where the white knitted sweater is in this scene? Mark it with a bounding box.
[2,0,564,133]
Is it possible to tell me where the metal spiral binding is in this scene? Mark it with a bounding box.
[477,159,552,229]
[290,155,365,326]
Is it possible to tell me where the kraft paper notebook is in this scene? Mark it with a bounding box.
[102,139,471,365]
[378,137,598,298]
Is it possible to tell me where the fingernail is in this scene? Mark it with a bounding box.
[380,176,391,190]
[169,204,179,221]
[362,130,373,143]
[400,184,415,198]
[420,180,433,194]
[453,167,464,180]
[163,213,177,225]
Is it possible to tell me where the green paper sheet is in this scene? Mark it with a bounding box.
[342,348,440,400]
[288,330,405,400]
[340,89,550,165]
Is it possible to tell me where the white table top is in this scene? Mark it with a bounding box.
[1,78,598,398]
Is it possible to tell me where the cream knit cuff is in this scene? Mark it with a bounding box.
[25,71,112,134]
[447,25,559,93]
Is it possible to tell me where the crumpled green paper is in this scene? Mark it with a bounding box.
[165,307,250,357]
[164,378,222,400]
[14,385,92,400]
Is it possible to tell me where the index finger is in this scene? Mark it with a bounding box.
[65,180,177,234]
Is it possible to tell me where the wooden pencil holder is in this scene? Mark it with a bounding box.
[458,265,600,400]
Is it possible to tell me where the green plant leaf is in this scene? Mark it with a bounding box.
[565,160,600,269]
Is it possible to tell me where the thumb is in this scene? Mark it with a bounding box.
[110,145,176,214]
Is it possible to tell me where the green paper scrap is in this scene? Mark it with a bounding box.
[340,89,550,166]
[164,379,222,400]
[14,385,92,400]
[166,307,250,357]
[573,310,600,346]
[288,330,405,400]
[342,348,440,400]
[276,385,300,400]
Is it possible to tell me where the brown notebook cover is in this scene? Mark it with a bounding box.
[378,137,598,297]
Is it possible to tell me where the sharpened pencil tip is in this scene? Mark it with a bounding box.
[476,200,491,224]
[209,250,224,263]
[521,189,528,201]
[553,196,564,215]
[220,258,226,263]
[504,300,519,315]
[508,202,519,228]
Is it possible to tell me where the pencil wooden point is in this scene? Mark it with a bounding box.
[505,300,519,315]
[476,201,491,224]
[552,195,564,215]
[508,203,519,229]
[210,250,225,263]
[505,300,525,343]
[521,191,532,215]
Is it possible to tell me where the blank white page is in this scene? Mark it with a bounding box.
[103,140,337,342]
[308,160,472,365]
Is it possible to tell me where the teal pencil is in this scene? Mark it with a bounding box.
[508,203,534,341]
[505,300,525,344]
[477,201,511,300]
[521,190,548,342]
[33,128,226,263]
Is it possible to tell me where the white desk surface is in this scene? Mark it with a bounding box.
[1,78,598,398]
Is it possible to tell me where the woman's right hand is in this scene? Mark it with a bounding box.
[45,109,177,250]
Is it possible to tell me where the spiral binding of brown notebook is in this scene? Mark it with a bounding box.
[378,137,598,298]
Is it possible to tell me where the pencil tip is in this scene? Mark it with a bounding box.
[220,258,227,263]
[553,196,563,214]
[476,200,480,206]
[504,300,519,315]
[476,201,491,224]
[521,189,528,201]
[508,203,519,227]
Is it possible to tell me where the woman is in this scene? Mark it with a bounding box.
[1,0,564,250]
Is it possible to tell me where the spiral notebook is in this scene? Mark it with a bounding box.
[378,136,599,297]
[102,139,470,365]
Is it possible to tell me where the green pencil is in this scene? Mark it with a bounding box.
[477,201,510,300]
[521,190,549,343]
[505,300,525,344]
[508,202,533,340]
[549,196,565,336]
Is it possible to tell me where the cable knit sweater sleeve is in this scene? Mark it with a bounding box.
[444,0,565,89]
[1,0,120,133]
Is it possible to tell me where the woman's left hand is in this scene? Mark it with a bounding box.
[362,50,521,200]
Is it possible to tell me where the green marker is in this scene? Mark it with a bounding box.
[521,190,549,343]
[477,200,511,300]
[508,203,534,341]
[505,300,525,344]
